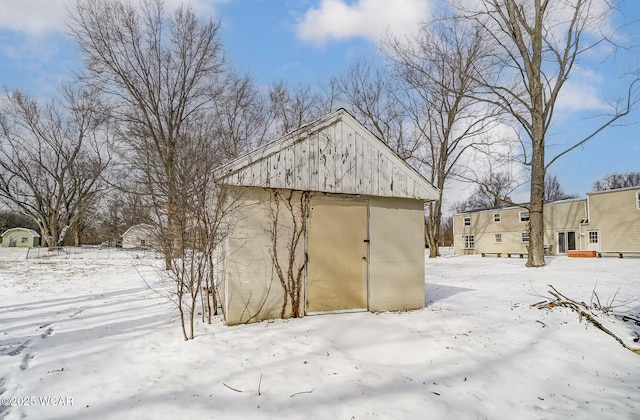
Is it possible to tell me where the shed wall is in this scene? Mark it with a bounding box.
[217,187,428,325]
[368,198,425,311]
[218,187,302,325]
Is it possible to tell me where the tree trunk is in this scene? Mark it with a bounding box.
[426,201,441,258]
[527,137,546,267]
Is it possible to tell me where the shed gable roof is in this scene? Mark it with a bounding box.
[121,223,157,238]
[215,109,439,201]
[1,228,41,238]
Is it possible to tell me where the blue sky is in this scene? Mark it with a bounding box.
[0,0,638,202]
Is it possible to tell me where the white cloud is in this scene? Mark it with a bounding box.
[0,0,70,33]
[0,0,223,35]
[555,67,609,113]
[296,0,432,46]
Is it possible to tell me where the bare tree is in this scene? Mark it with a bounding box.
[69,0,225,269]
[0,85,111,246]
[266,189,311,319]
[211,71,271,160]
[385,16,499,257]
[0,211,39,233]
[465,171,518,210]
[545,174,576,201]
[96,188,152,246]
[593,172,640,191]
[439,215,454,247]
[167,117,230,339]
[268,80,328,137]
[459,0,639,267]
[330,58,416,159]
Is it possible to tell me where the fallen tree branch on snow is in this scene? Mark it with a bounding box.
[531,284,640,355]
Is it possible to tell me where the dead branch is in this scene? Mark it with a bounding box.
[532,284,640,355]
[223,383,243,393]
[290,389,313,398]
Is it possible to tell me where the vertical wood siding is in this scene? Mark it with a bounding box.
[218,112,438,201]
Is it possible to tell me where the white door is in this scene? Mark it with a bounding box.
[586,230,601,251]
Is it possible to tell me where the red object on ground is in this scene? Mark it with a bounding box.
[567,250,596,258]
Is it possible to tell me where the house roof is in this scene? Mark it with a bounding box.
[1,227,41,238]
[215,109,439,201]
[587,185,640,196]
[454,197,587,216]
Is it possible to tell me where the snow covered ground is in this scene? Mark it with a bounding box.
[1,247,638,419]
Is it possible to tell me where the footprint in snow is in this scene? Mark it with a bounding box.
[20,353,34,371]
[40,325,54,338]
[7,340,31,356]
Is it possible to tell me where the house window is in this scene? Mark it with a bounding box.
[588,231,599,244]
[461,235,475,249]
[521,232,530,242]
[637,191,640,209]
[463,216,471,226]
[519,211,530,223]
[495,233,502,243]
[493,213,501,223]
[20,237,28,244]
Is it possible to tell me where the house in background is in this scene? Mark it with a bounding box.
[121,224,160,250]
[586,186,640,253]
[453,186,640,256]
[215,109,439,325]
[1,228,41,248]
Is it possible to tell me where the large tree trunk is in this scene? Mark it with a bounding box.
[527,133,546,267]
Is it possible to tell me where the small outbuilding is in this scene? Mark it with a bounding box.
[1,228,41,248]
[122,224,160,250]
[215,109,439,325]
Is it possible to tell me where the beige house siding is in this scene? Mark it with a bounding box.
[544,200,588,253]
[454,189,640,256]
[587,187,640,251]
[453,199,588,256]
[453,206,532,255]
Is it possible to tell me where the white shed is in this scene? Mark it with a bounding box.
[121,224,160,250]
[215,109,439,325]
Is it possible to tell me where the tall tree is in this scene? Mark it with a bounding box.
[385,16,498,257]
[69,0,226,268]
[0,85,111,246]
[460,0,638,267]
